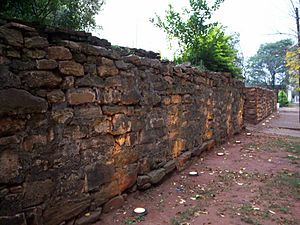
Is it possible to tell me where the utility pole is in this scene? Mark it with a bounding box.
[296,7,300,122]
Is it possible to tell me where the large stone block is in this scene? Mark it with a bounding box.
[0,27,23,47]
[102,195,124,213]
[84,163,115,192]
[43,199,91,225]
[76,75,104,87]
[67,88,95,105]
[93,181,119,206]
[59,61,84,76]
[0,89,48,116]
[74,106,102,119]
[36,59,58,70]
[22,71,62,88]
[97,65,119,76]
[24,36,48,49]
[147,168,166,184]
[48,46,72,60]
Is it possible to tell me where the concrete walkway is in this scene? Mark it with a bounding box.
[247,104,300,137]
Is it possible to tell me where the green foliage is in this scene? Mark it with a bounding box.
[278,90,289,107]
[286,47,300,91]
[151,0,242,75]
[246,39,293,89]
[0,0,105,30]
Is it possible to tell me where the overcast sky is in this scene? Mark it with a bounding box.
[95,0,296,59]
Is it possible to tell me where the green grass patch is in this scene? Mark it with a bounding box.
[264,138,300,155]
[170,205,204,225]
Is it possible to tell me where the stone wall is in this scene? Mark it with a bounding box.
[0,21,245,225]
[244,87,277,124]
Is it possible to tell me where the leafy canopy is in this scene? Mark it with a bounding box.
[0,0,105,30]
[286,47,300,90]
[246,39,293,89]
[151,0,242,75]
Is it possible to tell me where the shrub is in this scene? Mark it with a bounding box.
[278,90,289,107]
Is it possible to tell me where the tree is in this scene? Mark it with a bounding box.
[150,0,242,75]
[0,0,105,31]
[286,47,300,89]
[278,90,289,107]
[246,39,293,90]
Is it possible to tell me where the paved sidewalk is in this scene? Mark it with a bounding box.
[247,105,300,137]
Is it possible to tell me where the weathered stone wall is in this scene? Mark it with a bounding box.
[244,87,277,124]
[0,21,244,225]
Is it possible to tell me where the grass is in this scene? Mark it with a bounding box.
[241,216,262,225]
[124,215,145,225]
[263,138,300,155]
[170,205,203,225]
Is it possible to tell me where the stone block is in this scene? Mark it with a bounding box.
[0,89,48,116]
[85,162,115,192]
[102,105,128,116]
[0,150,23,184]
[47,90,66,103]
[93,181,119,206]
[76,75,104,88]
[0,27,23,47]
[0,118,25,137]
[80,136,115,150]
[36,59,58,70]
[67,88,95,105]
[176,151,192,171]
[24,36,48,49]
[116,164,138,192]
[163,160,176,174]
[137,175,151,187]
[111,114,131,135]
[0,66,21,88]
[62,76,75,89]
[59,61,84,76]
[148,168,166,184]
[74,106,102,119]
[43,199,91,225]
[24,49,46,59]
[0,213,26,225]
[22,71,62,88]
[94,119,111,134]
[48,46,72,60]
[115,60,131,70]
[121,89,141,105]
[23,134,47,151]
[97,65,119,76]
[23,179,54,208]
[84,63,97,75]
[51,109,74,124]
[102,195,124,213]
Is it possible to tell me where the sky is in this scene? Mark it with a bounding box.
[95,0,296,60]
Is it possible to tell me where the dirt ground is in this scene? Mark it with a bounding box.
[96,113,300,225]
